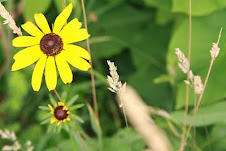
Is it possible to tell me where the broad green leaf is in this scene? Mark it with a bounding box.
[89,4,151,58]
[209,124,226,151]
[167,9,226,109]
[128,22,174,109]
[24,0,52,20]
[144,0,173,25]
[172,0,226,16]
[103,127,145,151]
[144,0,171,10]
[129,65,174,110]
[171,101,226,126]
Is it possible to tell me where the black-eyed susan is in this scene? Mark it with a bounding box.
[48,102,71,126]
[12,3,91,91]
[39,93,84,132]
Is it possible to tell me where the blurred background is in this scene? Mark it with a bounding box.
[1,0,226,151]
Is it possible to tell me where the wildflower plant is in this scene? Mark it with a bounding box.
[11,3,91,91]
[39,93,84,133]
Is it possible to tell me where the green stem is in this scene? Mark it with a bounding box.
[69,129,77,151]
[97,131,103,151]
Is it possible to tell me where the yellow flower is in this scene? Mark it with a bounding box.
[11,3,91,91]
[48,102,71,126]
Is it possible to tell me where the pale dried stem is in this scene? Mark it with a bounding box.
[81,0,99,120]
[181,0,192,148]
[0,2,22,36]
[183,58,214,145]
[180,28,223,150]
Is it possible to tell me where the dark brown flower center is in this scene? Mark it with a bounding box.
[40,33,63,56]
[54,106,68,120]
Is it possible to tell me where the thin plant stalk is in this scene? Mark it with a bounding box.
[181,28,223,150]
[118,94,131,151]
[81,0,99,120]
[193,95,197,147]
[69,130,77,151]
[180,0,192,148]
[77,131,90,151]
[54,89,61,101]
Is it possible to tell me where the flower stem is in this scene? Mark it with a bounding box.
[54,89,61,101]
[69,129,77,151]
[180,0,192,149]
[81,0,99,120]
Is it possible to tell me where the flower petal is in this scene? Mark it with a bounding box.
[63,44,90,61]
[50,117,58,124]
[53,3,72,34]
[11,45,42,71]
[48,104,54,113]
[45,56,57,91]
[56,53,73,84]
[21,21,44,37]
[57,121,62,126]
[62,50,91,71]
[34,13,51,34]
[62,28,90,44]
[59,18,82,37]
[32,54,47,91]
[12,36,41,47]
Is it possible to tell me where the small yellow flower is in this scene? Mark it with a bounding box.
[11,3,91,91]
[48,102,71,126]
[40,93,84,132]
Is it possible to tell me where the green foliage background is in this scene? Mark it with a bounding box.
[1,0,226,150]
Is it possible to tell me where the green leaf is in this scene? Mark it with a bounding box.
[70,114,84,123]
[172,0,226,16]
[61,91,68,103]
[87,103,102,136]
[144,0,171,10]
[103,127,145,151]
[40,117,52,125]
[209,124,226,151]
[89,4,151,58]
[66,95,79,108]
[171,101,226,126]
[154,74,172,84]
[167,9,226,108]
[6,72,29,116]
[39,106,50,111]
[49,93,57,106]
[24,0,52,20]
[69,104,84,110]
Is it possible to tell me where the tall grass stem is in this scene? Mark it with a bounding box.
[81,0,99,120]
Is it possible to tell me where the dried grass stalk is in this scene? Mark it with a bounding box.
[0,2,22,36]
[107,60,126,107]
[175,48,204,94]
[118,86,172,151]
